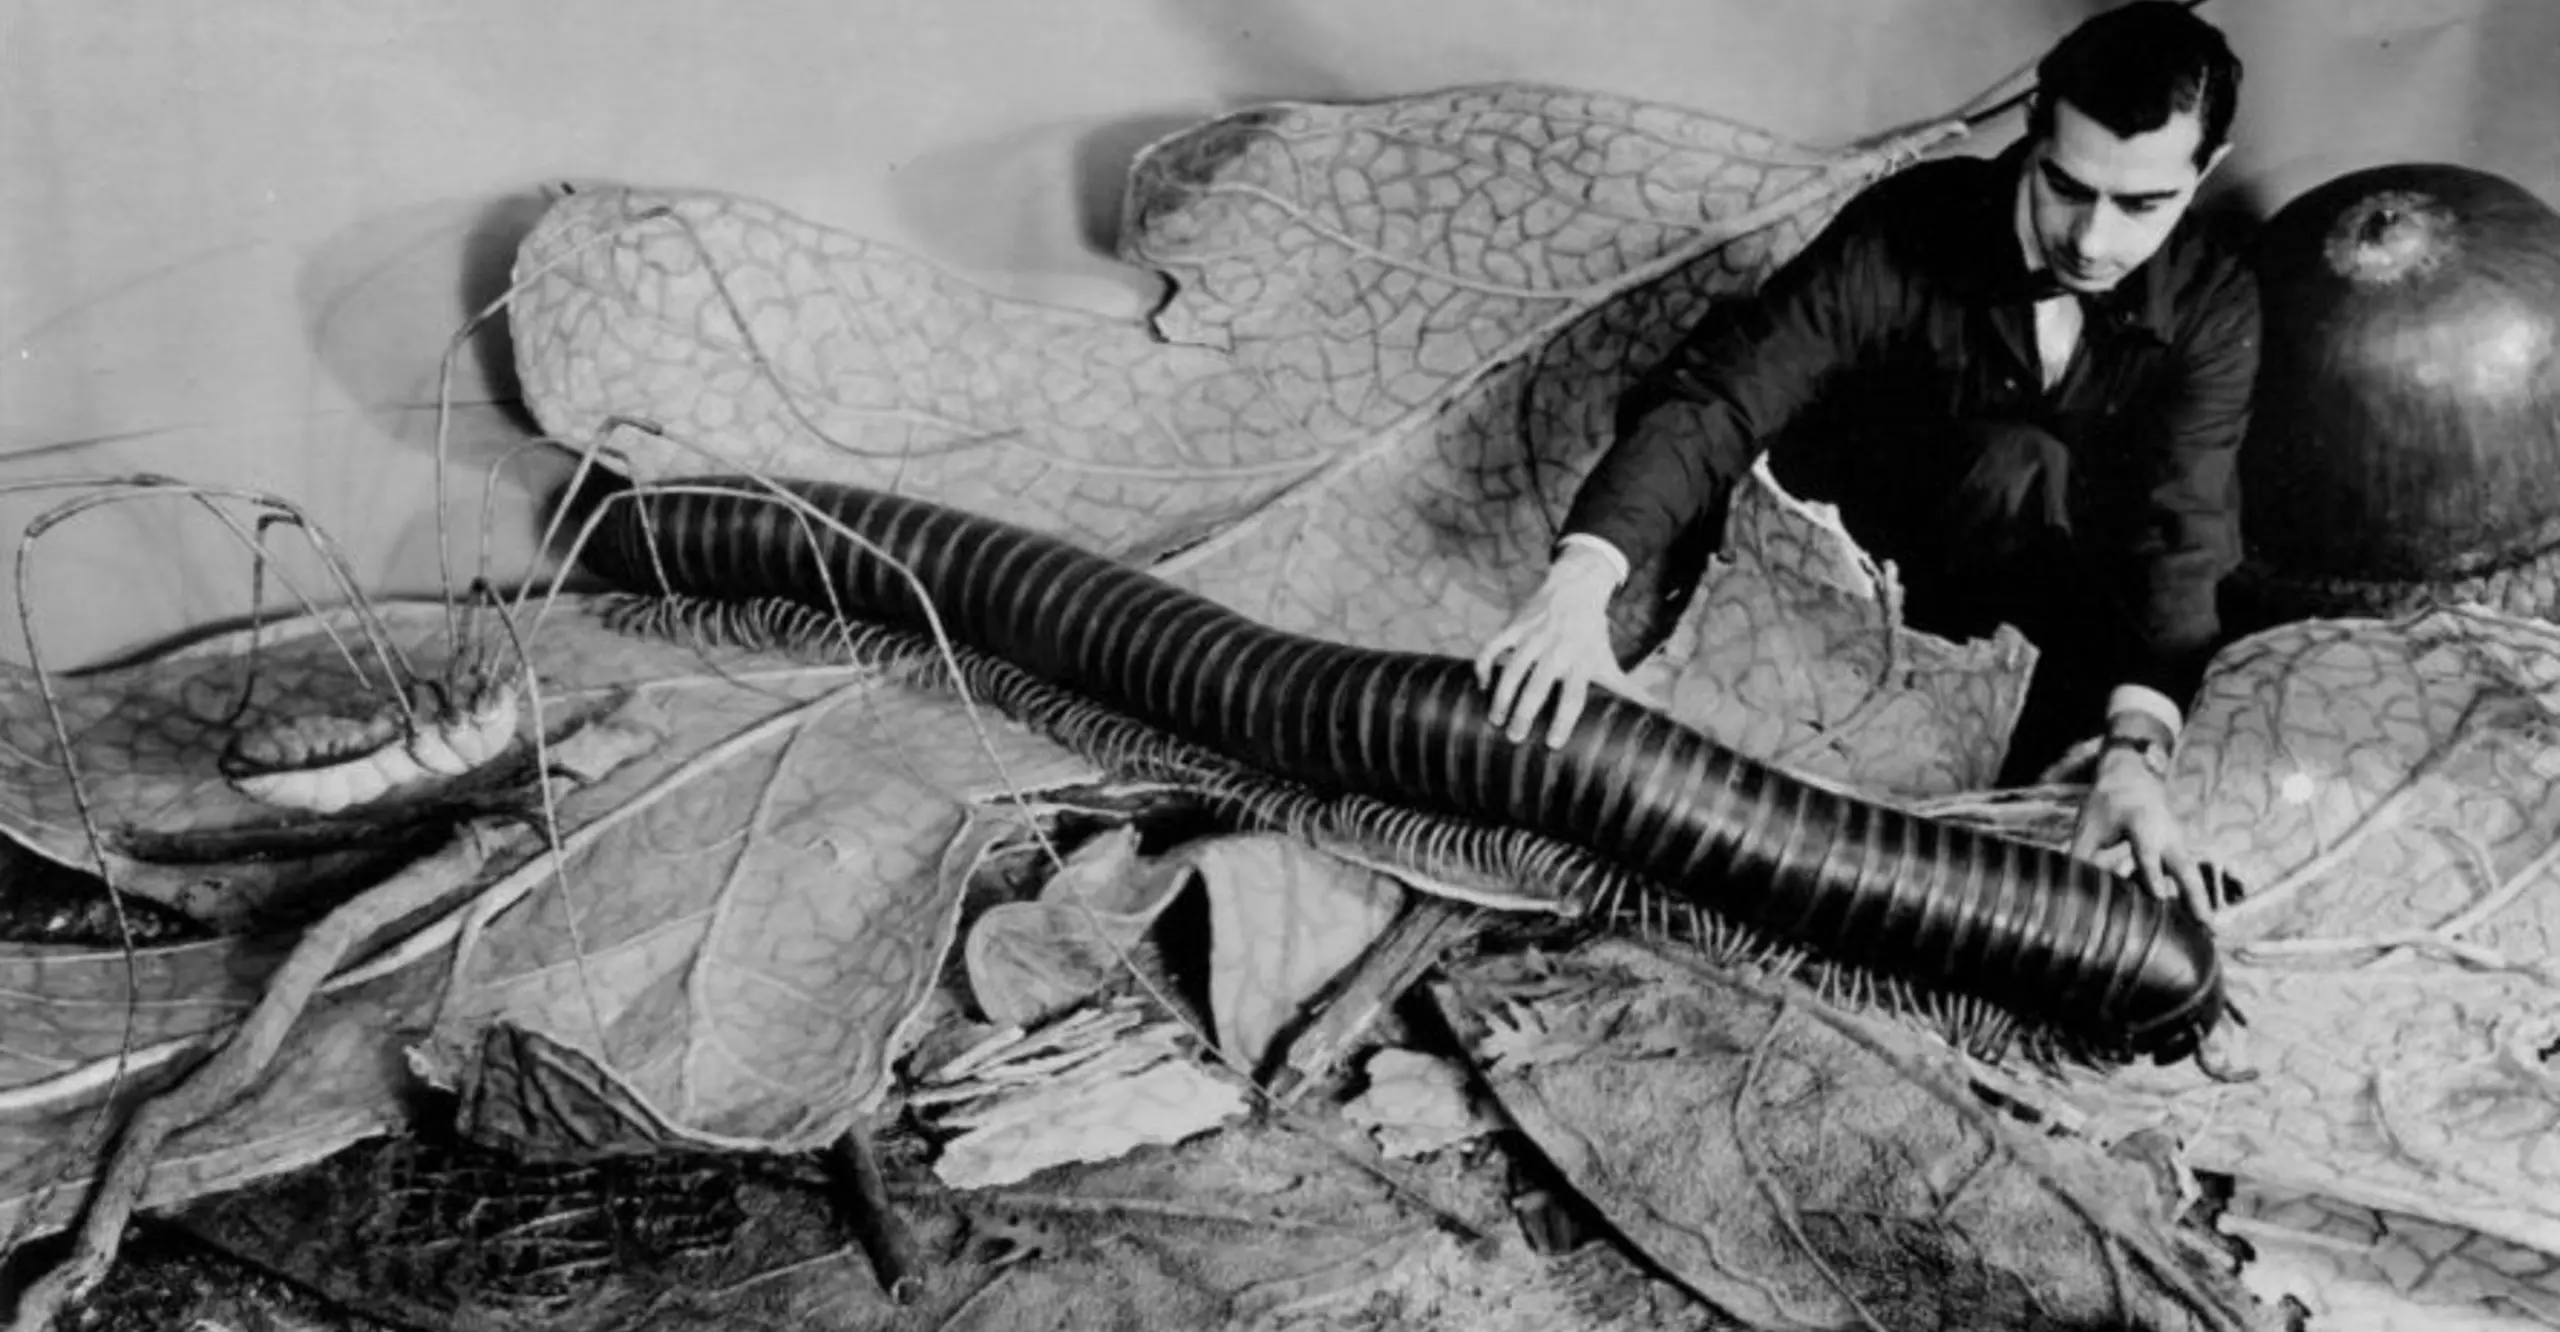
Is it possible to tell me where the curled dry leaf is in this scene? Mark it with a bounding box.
[932,1055,1251,1192]
[909,1002,1251,1191]
[964,825,1191,1030]
[1628,457,2037,795]
[962,828,1407,1072]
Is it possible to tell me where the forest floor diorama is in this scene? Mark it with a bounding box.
[2,84,2559,1331]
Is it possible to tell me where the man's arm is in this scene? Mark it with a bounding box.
[1560,186,1911,578]
[1477,181,1914,747]
[2073,255,2258,921]
[2105,255,2261,745]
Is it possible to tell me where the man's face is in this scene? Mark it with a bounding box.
[2025,97,2230,293]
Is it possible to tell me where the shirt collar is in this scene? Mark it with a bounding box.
[1986,139,2176,342]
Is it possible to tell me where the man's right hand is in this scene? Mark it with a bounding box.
[1473,545,1657,747]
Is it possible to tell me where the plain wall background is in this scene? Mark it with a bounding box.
[3,0,2554,665]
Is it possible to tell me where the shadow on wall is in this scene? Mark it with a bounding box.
[1086,0,1367,270]
[2205,0,2501,222]
[882,116,1186,317]
[1145,0,1364,110]
[883,0,1363,316]
[293,189,553,464]
[458,189,555,429]
[291,189,575,608]
[2467,0,2560,201]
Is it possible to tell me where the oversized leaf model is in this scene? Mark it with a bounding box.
[509,86,2024,794]
[506,78,2560,1308]
[1994,607,2560,1259]
[0,81,2551,1332]
[0,598,1094,1238]
[0,85,1976,1243]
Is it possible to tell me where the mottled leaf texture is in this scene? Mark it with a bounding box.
[1435,940,2278,1332]
[508,87,2011,792]
[0,598,1096,1235]
[2230,1183,2560,1330]
[1989,606,2560,1260]
[408,620,1095,1150]
[1629,459,2037,794]
[1118,91,1941,656]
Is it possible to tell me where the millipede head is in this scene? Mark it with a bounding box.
[2091,856,2245,1067]
[2117,956,2229,1066]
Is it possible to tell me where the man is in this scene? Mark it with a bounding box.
[1474,1,2252,921]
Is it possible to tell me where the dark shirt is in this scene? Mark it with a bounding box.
[1562,141,2260,707]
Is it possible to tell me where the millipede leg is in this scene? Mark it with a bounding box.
[576,476,2232,1069]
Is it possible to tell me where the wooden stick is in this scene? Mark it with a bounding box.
[1266,895,1482,1106]
[827,1122,924,1306]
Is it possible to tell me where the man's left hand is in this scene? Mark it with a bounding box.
[2070,748,2217,922]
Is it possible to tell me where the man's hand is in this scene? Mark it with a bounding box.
[1474,546,1656,747]
[2070,743,2217,921]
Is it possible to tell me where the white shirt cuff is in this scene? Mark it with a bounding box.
[2107,684,2184,741]
[1555,533,1631,589]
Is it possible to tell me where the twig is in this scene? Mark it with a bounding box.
[2430,835,2560,944]
[2363,1067,2558,1214]
[1912,784,2082,823]
[930,1264,1017,1332]
[946,1190,1344,1232]
[4,823,520,1332]
[1266,894,1483,1106]
[826,1122,925,1306]
[2237,930,2524,974]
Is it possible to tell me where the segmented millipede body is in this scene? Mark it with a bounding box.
[574,475,2228,1063]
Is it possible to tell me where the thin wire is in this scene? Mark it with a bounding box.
[1957,0,2219,132]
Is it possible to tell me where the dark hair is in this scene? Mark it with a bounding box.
[2031,2,2242,167]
